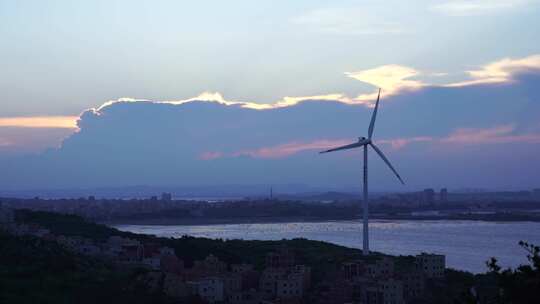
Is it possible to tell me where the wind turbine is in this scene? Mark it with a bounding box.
[320,88,404,255]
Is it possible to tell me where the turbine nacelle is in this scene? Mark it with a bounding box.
[358,137,370,144]
[320,88,403,185]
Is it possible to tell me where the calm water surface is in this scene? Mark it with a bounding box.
[114,220,540,273]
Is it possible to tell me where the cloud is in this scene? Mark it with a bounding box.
[95,92,367,114]
[1,54,540,189]
[446,55,540,87]
[431,0,534,16]
[231,140,353,159]
[199,124,540,161]
[199,151,223,160]
[228,137,433,159]
[0,127,75,153]
[0,139,12,147]
[440,125,540,144]
[345,54,540,94]
[291,7,404,35]
[378,137,434,149]
[0,116,79,129]
[346,65,425,99]
[89,54,540,116]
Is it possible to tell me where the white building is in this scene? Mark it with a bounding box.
[163,273,190,298]
[364,278,405,304]
[0,205,14,225]
[189,277,225,303]
[275,265,311,299]
[231,263,254,273]
[276,275,303,299]
[366,257,394,278]
[159,246,175,256]
[416,253,445,278]
[259,268,287,299]
[77,242,101,256]
[143,257,162,270]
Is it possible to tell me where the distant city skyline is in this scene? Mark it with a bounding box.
[0,0,539,190]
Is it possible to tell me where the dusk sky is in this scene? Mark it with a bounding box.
[1,0,539,191]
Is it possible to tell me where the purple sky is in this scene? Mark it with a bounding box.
[1,56,539,191]
[1,1,539,191]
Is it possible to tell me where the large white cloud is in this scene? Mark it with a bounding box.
[1,55,539,190]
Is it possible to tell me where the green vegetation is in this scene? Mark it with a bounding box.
[0,232,173,304]
[15,209,135,241]
[13,209,369,283]
[485,241,540,304]
[420,269,476,304]
[7,209,539,303]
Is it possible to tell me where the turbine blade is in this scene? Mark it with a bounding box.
[368,88,381,139]
[370,143,405,185]
[319,142,364,154]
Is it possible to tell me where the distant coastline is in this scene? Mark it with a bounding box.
[105,212,540,226]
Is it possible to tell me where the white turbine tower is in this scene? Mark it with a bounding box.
[320,89,404,255]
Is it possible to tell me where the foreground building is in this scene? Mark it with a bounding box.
[416,253,446,278]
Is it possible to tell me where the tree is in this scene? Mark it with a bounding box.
[485,241,540,304]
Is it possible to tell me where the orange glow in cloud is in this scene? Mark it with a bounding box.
[90,54,540,115]
[441,125,540,144]
[446,54,540,87]
[346,65,426,102]
[233,139,352,159]
[0,116,79,129]
[377,137,434,149]
[162,92,365,110]
[199,151,223,160]
[202,127,540,160]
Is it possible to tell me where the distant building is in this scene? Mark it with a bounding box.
[161,192,172,201]
[143,256,161,270]
[363,278,405,304]
[163,273,190,298]
[440,188,448,203]
[227,289,264,304]
[260,268,287,299]
[265,247,295,269]
[27,224,51,238]
[365,257,394,278]
[342,261,365,280]
[231,263,254,274]
[161,255,184,274]
[276,274,303,299]
[422,189,435,205]
[533,188,540,200]
[416,253,445,278]
[399,269,425,301]
[76,242,101,256]
[193,254,227,276]
[275,265,311,299]
[231,264,260,290]
[159,246,175,256]
[0,204,14,225]
[260,262,310,300]
[223,273,243,295]
[315,280,354,304]
[189,277,224,303]
[121,244,145,262]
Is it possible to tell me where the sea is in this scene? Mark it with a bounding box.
[114,220,540,274]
